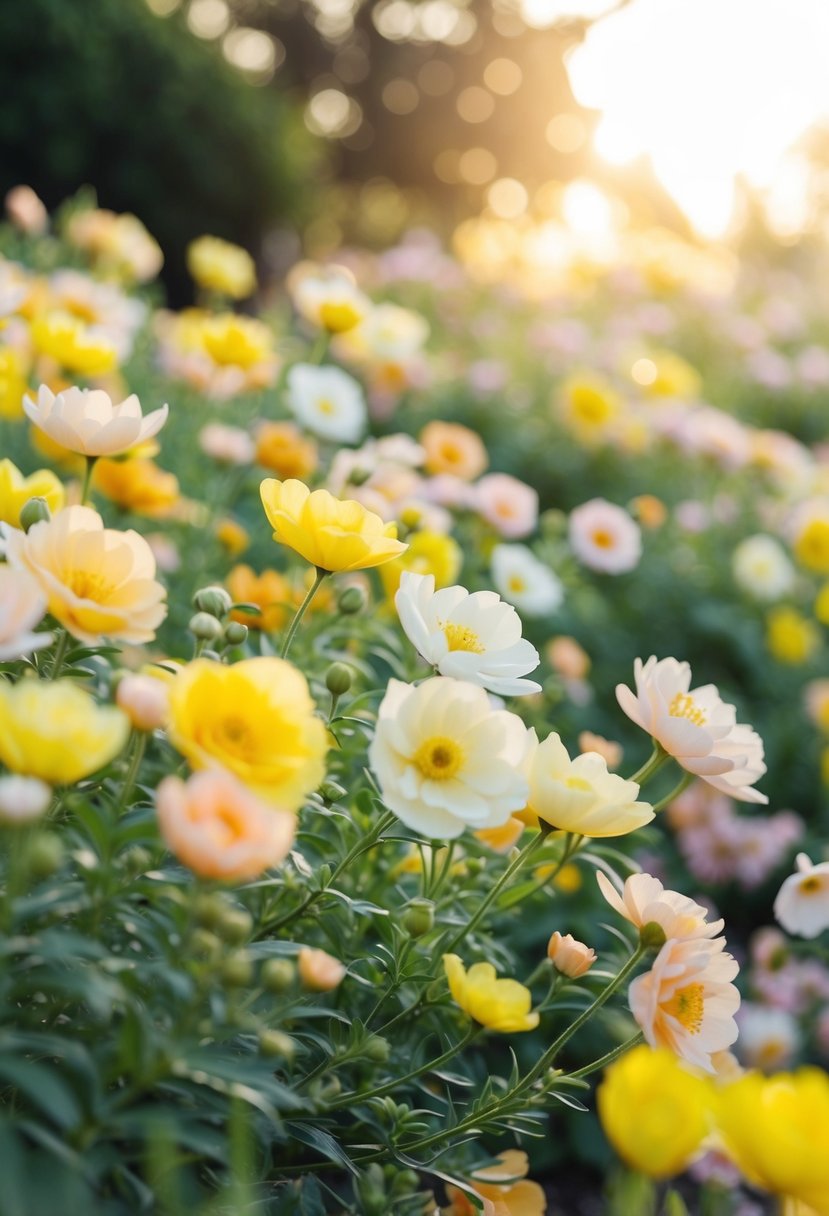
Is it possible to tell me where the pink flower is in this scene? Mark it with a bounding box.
[475,473,539,539]
[199,423,255,465]
[568,498,642,574]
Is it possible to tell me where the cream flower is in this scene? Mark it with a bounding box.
[732,534,795,601]
[286,363,367,445]
[597,870,725,942]
[475,473,539,540]
[368,676,530,839]
[3,505,167,645]
[491,544,564,618]
[0,566,52,659]
[292,268,370,334]
[616,656,768,804]
[629,936,740,1073]
[774,853,829,939]
[23,385,168,458]
[525,731,653,838]
[0,775,52,824]
[395,571,541,696]
[568,498,642,574]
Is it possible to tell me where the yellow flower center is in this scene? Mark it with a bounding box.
[669,692,707,727]
[799,875,824,895]
[413,736,464,781]
[662,982,705,1034]
[565,775,593,792]
[508,575,526,593]
[214,714,260,762]
[68,569,116,602]
[317,398,336,415]
[443,622,484,654]
[591,528,615,549]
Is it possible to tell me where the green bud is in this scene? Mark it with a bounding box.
[258,1029,295,1060]
[337,585,366,615]
[540,507,568,538]
[317,1076,341,1101]
[325,662,353,697]
[220,952,253,988]
[19,496,51,531]
[319,780,347,804]
[640,920,667,951]
[188,612,223,641]
[216,907,253,945]
[223,620,248,647]
[27,831,64,879]
[190,928,222,963]
[465,856,486,875]
[261,958,295,993]
[193,891,229,929]
[120,845,152,877]
[192,585,233,618]
[363,1035,390,1063]
[402,897,434,938]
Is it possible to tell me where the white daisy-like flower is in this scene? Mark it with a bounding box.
[23,385,168,458]
[490,543,564,618]
[286,363,367,445]
[395,571,541,696]
[732,534,795,601]
[629,935,740,1073]
[616,656,768,804]
[774,853,829,939]
[368,676,531,839]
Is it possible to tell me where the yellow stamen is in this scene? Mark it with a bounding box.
[662,982,705,1034]
[799,875,824,895]
[413,736,464,781]
[591,528,615,549]
[669,692,707,727]
[443,622,484,654]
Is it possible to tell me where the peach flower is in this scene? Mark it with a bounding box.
[475,473,539,539]
[568,498,642,574]
[156,770,295,881]
[0,566,52,660]
[547,931,596,978]
[298,947,346,991]
[254,421,319,480]
[443,1151,546,1216]
[116,673,170,732]
[420,420,488,481]
[598,870,724,942]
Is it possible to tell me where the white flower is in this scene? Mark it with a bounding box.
[737,1004,799,1071]
[774,853,829,939]
[0,566,52,660]
[0,775,52,823]
[395,572,541,696]
[732,534,795,601]
[491,544,563,617]
[616,656,768,804]
[368,676,530,839]
[286,363,367,445]
[525,731,653,837]
[568,498,642,574]
[629,936,740,1073]
[23,385,168,458]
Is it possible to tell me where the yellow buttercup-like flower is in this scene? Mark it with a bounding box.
[379,529,461,599]
[0,458,65,527]
[767,607,820,665]
[30,311,118,376]
[717,1068,829,1214]
[260,479,407,573]
[187,235,256,300]
[0,679,130,785]
[167,657,328,809]
[94,457,180,518]
[559,373,621,445]
[0,347,27,419]
[443,954,539,1033]
[202,314,273,370]
[597,1045,712,1179]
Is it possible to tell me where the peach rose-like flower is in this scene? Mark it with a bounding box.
[2,505,167,645]
[23,384,169,458]
[156,770,294,882]
[0,566,52,660]
[616,655,768,803]
[598,870,724,943]
[547,931,596,978]
[298,947,346,991]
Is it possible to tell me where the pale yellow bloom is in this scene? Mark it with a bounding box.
[3,505,167,644]
[23,385,168,458]
[0,678,129,785]
[260,478,407,573]
[0,567,51,660]
[443,954,539,1032]
[187,236,256,299]
[167,657,328,809]
[379,529,461,599]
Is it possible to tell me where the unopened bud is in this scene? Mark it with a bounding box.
[217,907,253,945]
[27,831,64,879]
[115,673,169,732]
[121,845,152,877]
[258,1029,295,1060]
[298,946,346,991]
[223,620,248,646]
[261,958,295,992]
[547,931,597,978]
[192,585,233,619]
[319,780,346,804]
[189,612,223,641]
[363,1035,390,1063]
[19,496,51,531]
[325,662,353,697]
[402,897,435,938]
[191,928,222,963]
[337,585,366,615]
[640,921,667,951]
[221,952,253,988]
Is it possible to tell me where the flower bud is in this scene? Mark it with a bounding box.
[216,907,253,945]
[337,585,366,615]
[191,928,222,963]
[193,891,229,929]
[115,673,169,732]
[258,1029,295,1060]
[189,612,224,641]
[26,831,64,879]
[640,920,668,951]
[223,620,248,647]
[325,662,353,697]
[192,585,233,618]
[363,1035,390,1063]
[319,780,347,804]
[0,775,51,824]
[121,845,152,877]
[298,946,346,991]
[19,496,51,532]
[220,952,253,988]
[402,897,435,938]
[547,931,597,978]
[261,958,295,993]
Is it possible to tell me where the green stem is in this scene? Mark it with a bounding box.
[567,1030,644,1080]
[80,455,97,506]
[113,732,147,819]
[328,1027,478,1109]
[441,825,552,956]
[258,809,395,935]
[280,568,328,660]
[308,332,330,365]
[628,743,668,787]
[651,771,694,814]
[49,630,70,680]
[497,832,582,912]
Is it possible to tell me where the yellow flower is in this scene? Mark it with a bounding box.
[260,478,407,573]
[167,657,328,809]
[31,311,118,376]
[634,350,701,400]
[815,585,829,627]
[794,517,829,574]
[187,236,256,299]
[4,505,167,644]
[597,1045,712,1178]
[443,954,539,1033]
[94,457,180,518]
[255,421,318,481]
[0,347,27,419]
[559,373,621,445]
[0,679,130,785]
[767,607,820,665]
[202,314,273,369]
[227,565,292,632]
[379,529,461,599]
[0,458,65,527]
[717,1069,829,1213]
[215,516,250,556]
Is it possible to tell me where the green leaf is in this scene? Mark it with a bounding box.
[0,1056,81,1130]
[285,1122,360,1176]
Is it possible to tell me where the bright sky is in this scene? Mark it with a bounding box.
[564,0,829,236]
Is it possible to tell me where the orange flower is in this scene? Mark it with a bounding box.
[475,817,525,853]
[297,947,346,991]
[546,636,590,680]
[630,494,667,529]
[547,931,596,978]
[420,420,488,481]
[227,565,292,633]
[215,517,250,556]
[94,457,180,518]
[444,1151,546,1216]
[255,421,318,481]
